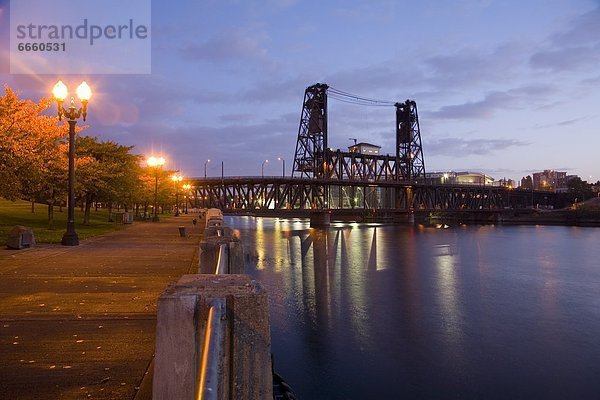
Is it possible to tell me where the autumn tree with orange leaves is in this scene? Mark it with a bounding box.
[1,85,151,228]
[0,86,68,220]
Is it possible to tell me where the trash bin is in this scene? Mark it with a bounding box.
[178,226,187,237]
[6,226,36,249]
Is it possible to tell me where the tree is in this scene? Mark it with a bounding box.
[0,86,65,202]
[567,177,593,203]
[75,136,142,224]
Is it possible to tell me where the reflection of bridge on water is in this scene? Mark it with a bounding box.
[191,83,556,216]
[244,221,429,361]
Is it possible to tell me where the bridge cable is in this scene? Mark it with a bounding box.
[327,86,396,107]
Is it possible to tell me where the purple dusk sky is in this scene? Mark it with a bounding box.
[1,0,599,182]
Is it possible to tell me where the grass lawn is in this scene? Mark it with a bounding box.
[0,198,126,245]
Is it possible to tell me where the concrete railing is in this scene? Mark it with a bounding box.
[198,298,224,400]
[152,214,273,400]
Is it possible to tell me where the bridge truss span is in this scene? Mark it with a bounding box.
[191,178,549,213]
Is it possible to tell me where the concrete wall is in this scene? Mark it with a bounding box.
[153,274,273,400]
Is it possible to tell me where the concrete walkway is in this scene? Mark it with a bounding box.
[0,214,202,399]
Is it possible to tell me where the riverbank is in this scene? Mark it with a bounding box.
[427,207,600,227]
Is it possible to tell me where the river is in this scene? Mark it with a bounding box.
[226,216,600,400]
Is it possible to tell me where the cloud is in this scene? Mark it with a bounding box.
[217,113,256,124]
[530,45,600,72]
[530,7,600,71]
[425,83,558,120]
[423,42,527,88]
[113,111,299,176]
[426,92,514,119]
[326,64,416,98]
[179,29,268,64]
[238,75,317,103]
[331,1,398,23]
[533,115,594,129]
[427,137,528,156]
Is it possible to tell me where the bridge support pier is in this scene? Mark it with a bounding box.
[310,211,331,227]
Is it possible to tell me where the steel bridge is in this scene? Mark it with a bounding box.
[190,83,557,216]
[190,176,554,216]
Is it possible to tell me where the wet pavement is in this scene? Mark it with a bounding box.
[0,214,202,399]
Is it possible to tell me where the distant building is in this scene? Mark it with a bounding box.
[493,178,515,188]
[532,170,567,192]
[426,171,495,186]
[455,171,494,186]
[348,142,381,155]
[426,171,457,184]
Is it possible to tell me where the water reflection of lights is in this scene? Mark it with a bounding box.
[254,218,266,269]
[434,243,466,369]
[245,220,454,357]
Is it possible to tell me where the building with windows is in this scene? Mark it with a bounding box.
[426,171,495,186]
[348,142,381,155]
[532,170,567,192]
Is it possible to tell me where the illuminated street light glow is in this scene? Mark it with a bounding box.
[52,80,92,246]
[52,80,68,101]
[172,174,183,216]
[147,155,166,221]
[76,81,92,101]
[182,183,192,214]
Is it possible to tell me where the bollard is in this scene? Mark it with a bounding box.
[178,226,187,237]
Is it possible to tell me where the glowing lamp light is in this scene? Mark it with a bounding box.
[147,156,166,168]
[76,81,92,101]
[52,80,68,101]
[51,79,93,245]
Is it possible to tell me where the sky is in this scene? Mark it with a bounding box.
[1,0,599,183]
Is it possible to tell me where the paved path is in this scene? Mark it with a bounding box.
[0,214,202,399]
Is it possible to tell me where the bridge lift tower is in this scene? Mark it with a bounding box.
[292,83,329,179]
[395,99,425,181]
[292,83,426,211]
[292,83,425,182]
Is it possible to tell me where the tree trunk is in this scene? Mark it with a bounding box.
[47,203,55,230]
[31,200,35,213]
[84,194,93,225]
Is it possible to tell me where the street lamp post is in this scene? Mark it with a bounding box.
[204,159,210,179]
[278,157,285,178]
[262,159,269,178]
[52,80,92,246]
[171,174,182,216]
[147,156,165,221]
[183,183,191,214]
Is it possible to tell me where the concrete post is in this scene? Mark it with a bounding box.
[153,274,273,400]
[199,230,244,274]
